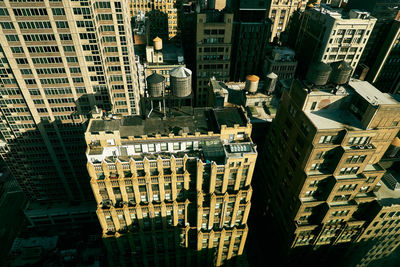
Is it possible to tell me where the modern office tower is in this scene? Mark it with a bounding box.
[230,0,271,82]
[295,6,376,76]
[85,104,257,266]
[366,20,400,93]
[129,0,178,41]
[253,64,400,264]
[195,10,233,106]
[266,0,307,42]
[263,46,297,80]
[0,0,139,204]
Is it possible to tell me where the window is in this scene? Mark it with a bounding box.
[318,135,336,144]
[289,105,297,118]
[346,155,366,163]
[148,144,155,152]
[339,167,359,175]
[161,143,168,151]
[186,142,193,150]
[348,136,370,145]
[315,151,326,160]
[360,186,369,193]
[300,121,310,136]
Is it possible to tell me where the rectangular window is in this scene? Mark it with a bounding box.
[173,142,180,150]
[161,143,168,151]
[134,144,142,153]
[318,135,335,144]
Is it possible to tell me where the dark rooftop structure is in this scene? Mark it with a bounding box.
[213,107,248,128]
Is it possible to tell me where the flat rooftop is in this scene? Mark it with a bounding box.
[303,80,400,130]
[349,79,398,106]
[88,107,248,137]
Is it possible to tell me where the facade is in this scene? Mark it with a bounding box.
[195,10,233,106]
[230,0,271,82]
[129,0,178,41]
[85,107,256,266]
[0,0,139,204]
[254,73,400,264]
[267,0,307,42]
[263,46,298,80]
[295,6,376,76]
[346,0,400,68]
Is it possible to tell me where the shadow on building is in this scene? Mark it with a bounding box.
[102,217,248,267]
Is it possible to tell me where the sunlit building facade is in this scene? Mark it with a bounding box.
[85,107,256,266]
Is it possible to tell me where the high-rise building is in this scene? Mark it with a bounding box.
[295,6,376,76]
[252,64,400,264]
[230,0,271,81]
[266,0,307,42]
[129,0,178,41]
[85,105,257,266]
[195,10,233,106]
[0,0,140,204]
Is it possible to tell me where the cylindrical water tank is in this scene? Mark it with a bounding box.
[330,61,352,85]
[245,75,260,93]
[170,66,192,98]
[306,62,332,86]
[146,73,165,97]
[153,36,163,51]
[265,72,278,95]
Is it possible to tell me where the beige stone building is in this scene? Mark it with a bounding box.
[195,10,233,106]
[85,107,257,266]
[267,0,307,42]
[295,6,376,76]
[255,62,400,262]
[129,0,178,41]
[0,0,140,204]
